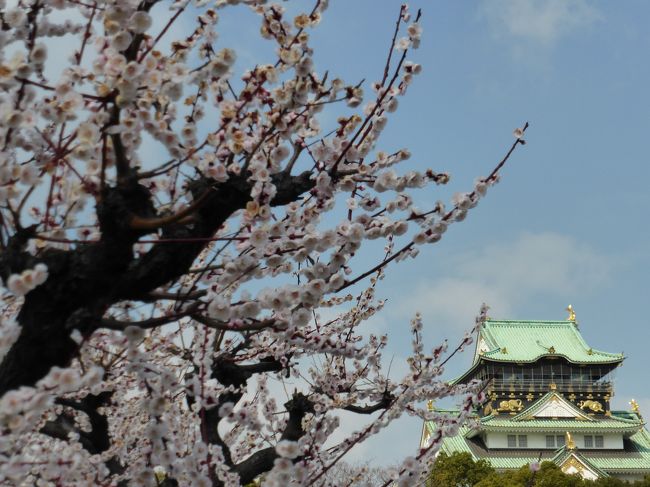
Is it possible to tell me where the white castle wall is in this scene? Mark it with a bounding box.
[484,432,624,450]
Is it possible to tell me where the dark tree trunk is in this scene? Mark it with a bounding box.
[0,171,313,394]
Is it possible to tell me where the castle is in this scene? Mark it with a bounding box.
[421,309,650,481]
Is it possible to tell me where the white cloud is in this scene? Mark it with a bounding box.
[479,0,601,47]
[398,232,614,335]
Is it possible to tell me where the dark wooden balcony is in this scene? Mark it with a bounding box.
[487,378,613,394]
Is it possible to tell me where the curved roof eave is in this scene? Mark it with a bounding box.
[475,320,624,366]
[450,353,624,386]
[479,350,625,365]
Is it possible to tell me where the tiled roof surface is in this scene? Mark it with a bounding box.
[589,429,650,472]
[477,320,623,364]
[433,422,650,474]
[479,416,644,433]
[476,392,644,432]
[551,448,610,477]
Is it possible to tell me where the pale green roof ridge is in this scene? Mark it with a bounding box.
[436,425,650,473]
[453,318,623,385]
[477,319,624,364]
[478,416,644,433]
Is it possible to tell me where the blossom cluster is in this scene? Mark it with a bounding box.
[0,1,526,485]
[3,263,48,297]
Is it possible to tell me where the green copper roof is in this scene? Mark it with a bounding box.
[435,425,475,455]
[452,319,624,385]
[424,409,645,437]
[474,391,646,434]
[437,425,539,468]
[590,428,650,472]
[435,424,650,474]
[479,416,644,434]
[475,320,623,365]
[551,448,610,478]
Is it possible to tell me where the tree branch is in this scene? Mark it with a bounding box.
[343,392,393,415]
[101,304,199,331]
[128,189,212,231]
[40,391,113,455]
[233,392,314,485]
[0,170,314,394]
[191,314,278,333]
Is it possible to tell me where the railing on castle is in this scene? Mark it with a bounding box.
[488,378,613,394]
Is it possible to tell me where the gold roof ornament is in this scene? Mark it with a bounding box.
[566,431,576,450]
[427,400,435,411]
[566,304,576,322]
[630,399,641,415]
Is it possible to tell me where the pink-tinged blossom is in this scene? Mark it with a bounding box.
[275,440,300,459]
[6,263,48,296]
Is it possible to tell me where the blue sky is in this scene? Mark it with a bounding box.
[36,0,649,467]
[202,0,650,465]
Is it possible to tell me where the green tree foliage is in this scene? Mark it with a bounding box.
[426,452,495,487]
[474,463,587,487]
[431,454,650,487]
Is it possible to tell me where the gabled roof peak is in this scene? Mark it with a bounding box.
[552,448,609,480]
[511,391,594,422]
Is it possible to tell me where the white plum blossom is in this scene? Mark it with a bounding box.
[124,325,145,344]
[5,263,48,296]
[275,440,301,459]
[30,43,48,64]
[0,1,527,485]
[271,145,290,163]
[0,319,20,362]
[208,295,232,321]
[129,11,153,33]
[4,8,27,28]
[395,37,411,51]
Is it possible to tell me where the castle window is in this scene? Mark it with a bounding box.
[507,435,517,447]
[556,435,565,447]
[518,435,528,447]
[595,435,604,448]
[584,435,594,448]
[546,435,555,448]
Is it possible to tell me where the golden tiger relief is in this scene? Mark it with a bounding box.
[496,399,524,412]
[578,400,604,412]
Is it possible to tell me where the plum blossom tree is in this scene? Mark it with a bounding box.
[319,461,394,486]
[0,0,527,485]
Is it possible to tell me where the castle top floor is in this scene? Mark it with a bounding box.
[452,316,624,416]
